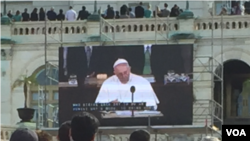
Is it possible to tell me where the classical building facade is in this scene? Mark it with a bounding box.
[1,1,250,140]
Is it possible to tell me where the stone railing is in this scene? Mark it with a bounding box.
[5,15,250,44]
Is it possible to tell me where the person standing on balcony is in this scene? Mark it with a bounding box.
[170,4,180,17]
[39,8,45,21]
[120,5,129,19]
[12,10,22,22]
[135,2,145,18]
[7,10,13,18]
[47,7,57,21]
[30,8,38,21]
[65,6,77,21]
[144,4,152,18]
[161,3,170,17]
[129,7,135,18]
[22,8,30,21]
[106,6,115,19]
[57,9,65,21]
[77,6,90,20]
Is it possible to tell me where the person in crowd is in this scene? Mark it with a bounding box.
[57,121,71,141]
[170,4,180,17]
[77,6,91,20]
[161,3,170,17]
[10,128,38,141]
[22,8,30,21]
[1,13,2,17]
[144,4,152,18]
[47,7,57,21]
[115,11,120,19]
[120,5,129,19]
[57,9,65,21]
[135,2,145,18]
[104,5,115,17]
[35,130,52,141]
[129,7,135,18]
[7,10,13,18]
[31,8,38,21]
[95,58,159,110]
[154,6,162,17]
[12,10,22,22]
[106,6,115,19]
[39,8,45,21]
[219,7,227,15]
[65,6,77,21]
[129,130,150,141]
[70,112,99,141]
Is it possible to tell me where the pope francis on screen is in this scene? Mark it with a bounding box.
[95,58,160,110]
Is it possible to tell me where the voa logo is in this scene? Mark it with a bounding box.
[226,129,246,136]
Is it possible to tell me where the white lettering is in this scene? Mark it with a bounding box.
[240,129,246,136]
[226,129,246,136]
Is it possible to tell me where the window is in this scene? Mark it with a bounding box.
[29,66,59,128]
[53,91,58,100]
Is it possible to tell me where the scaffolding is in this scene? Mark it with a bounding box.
[38,9,62,128]
[40,8,224,139]
[190,8,224,137]
[37,85,45,129]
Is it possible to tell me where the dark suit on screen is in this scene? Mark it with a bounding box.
[64,46,99,86]
[94,46,119,76]
[119,45,145,75]
[135,5,144,18]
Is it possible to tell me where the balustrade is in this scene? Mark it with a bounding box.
[10,16,250,36]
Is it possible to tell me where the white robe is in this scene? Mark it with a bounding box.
[95,73,160,110]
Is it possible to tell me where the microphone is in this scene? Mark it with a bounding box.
[130,86,135,117]
[130,86,135,93]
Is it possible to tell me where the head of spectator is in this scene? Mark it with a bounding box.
[39,8,44,13]
[70,112,99,141]
[82,6,86,11]
[35,130,52,141]
[24,8,28,13]
[69,6,73,10]
[32,8,38,13]
[129,129,150,141]
[8,10,12,14]
[164,3,168,8]
[10,128,38,141]
[16,10,20,16]
[139,2,143,6]
[51,7,54,11]
[57,120,71,141]
[59,9,63,14]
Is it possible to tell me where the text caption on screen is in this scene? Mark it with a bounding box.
[222,125,250,139]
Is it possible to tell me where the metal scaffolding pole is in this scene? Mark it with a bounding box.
[220,10,224,127]
[39,9,64,128]
[210,7,214,135]
[44,9,48,128]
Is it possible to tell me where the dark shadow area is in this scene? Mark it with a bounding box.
[214,59,250,127]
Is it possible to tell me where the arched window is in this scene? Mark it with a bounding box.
[29,67,59,128]
[36,68,59,85]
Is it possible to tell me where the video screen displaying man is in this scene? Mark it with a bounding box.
[95,58,159,110]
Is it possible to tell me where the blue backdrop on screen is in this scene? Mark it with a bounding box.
[58,44,194,126]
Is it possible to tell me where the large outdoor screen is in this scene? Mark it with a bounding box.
[58,44,193,126]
